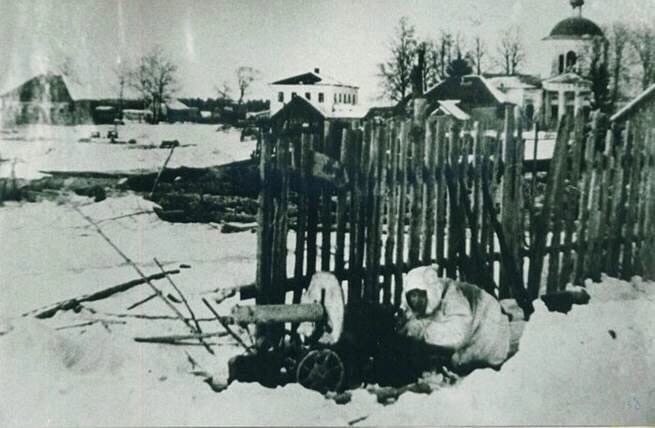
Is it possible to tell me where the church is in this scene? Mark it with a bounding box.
[486,0,606,130]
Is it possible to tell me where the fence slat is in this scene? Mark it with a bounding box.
[394,121,410,306]
[256,130,275,304]
[271,134,290,303]
[435,118,448,276]
[527,117,570,298]
[305,134,319,279]
[383,121,399,304]
[499,106,520,298]
[365,124,382,300]
[446,120,460,278]
[292,134,309,303]
[348,130,363,302]
[622,121,645,277]
[320,124,334,272]
[559,113,585,288]
[422,118,437,265]
[334,129,350,281]
[408,124,425,267]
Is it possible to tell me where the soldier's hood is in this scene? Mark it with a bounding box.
[402,266,447,315]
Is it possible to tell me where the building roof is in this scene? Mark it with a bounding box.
[166,99,191,110]
[485,74,543,90]
[543,72,592,86]
[546,16,604,39]
[271,69,358,88]
[271,96,367,122]
[611,83,655,122]
[433,100,471,121]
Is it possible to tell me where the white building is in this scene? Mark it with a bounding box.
[269,68,359,116]
[487,1,604,129]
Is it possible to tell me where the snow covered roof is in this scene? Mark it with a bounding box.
[271,68,358,88]
[166,99,191,110]
[611,83,655,122]
[485,74,543,91]
[433,100,471,121]
[271,96,367,121]
[62,75,117,100]
[543,72,592,86]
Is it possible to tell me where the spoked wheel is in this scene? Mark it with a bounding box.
[296,349,345,393]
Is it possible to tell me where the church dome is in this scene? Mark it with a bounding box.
[549,17,604,38]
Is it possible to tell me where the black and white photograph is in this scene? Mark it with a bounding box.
[0,0,654,425]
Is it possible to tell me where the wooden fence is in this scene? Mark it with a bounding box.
[252,105,655,314]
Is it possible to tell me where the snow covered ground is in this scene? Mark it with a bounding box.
[0,123,255,179]
[0,193,653,426]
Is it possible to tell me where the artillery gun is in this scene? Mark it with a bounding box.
[226,272,397,393]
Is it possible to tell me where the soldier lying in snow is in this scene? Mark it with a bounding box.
[398,265,519,374]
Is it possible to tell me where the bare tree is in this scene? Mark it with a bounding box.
[235,67,259,104]
[215,81,232,101]
[471,36,486,75]
[128,46,179,123]
[495,26,525,75]
[605,23,631,107]
[628,24,655,90]
[377,16,418,101]
[423,31,457,88]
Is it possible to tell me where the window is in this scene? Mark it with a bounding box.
[566,51,577,71]
[305,92,311,100]
[338,93,342,103]
[558,54,565,74]
[278,92,284,102]
[334,93,337,102]
[318,92,324,103]
[352,94,356,105]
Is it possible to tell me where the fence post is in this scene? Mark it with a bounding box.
[292,132,310,303]
[334,128,350,282]
[394,121,410,306]
[256,129,275,304]
[527,116,570,298]
[499,106,522,298]
[384,121,400,305]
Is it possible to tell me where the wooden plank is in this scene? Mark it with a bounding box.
[305,133,319,279]
[527,117,571,299]
[256,130,275,304]
[446,120,460,278]
[293,134,309,303]
[394,121,410,306]
[271,133,290,304]
[365,124,382,300]
[470,122,483,260]
[374,122,389,302]
[605,122,631,277]
[489,130,503,283]
[357,124,372,298]
[622,119,644,277]
[348,129,363,302]
[422,118,437,266]
[558,113,585,288]
[499,106,518,298]
[639,128,655,278]
[479,131,493,280]
[635,127,653,273]
[334,129,350,280]
[383,121,400,305]
[435,117,448,276]
[580,113,608,284]
[320,124,333,272]
[408,122,425,267]
[571,112,600,285]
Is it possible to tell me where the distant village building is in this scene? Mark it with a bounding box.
[269,68,360,117]
[394,75,509,128]
[0,73,96,126]
[163,99,199,123]
[487,4,604,130]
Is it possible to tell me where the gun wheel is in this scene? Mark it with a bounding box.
[296,349,344,393]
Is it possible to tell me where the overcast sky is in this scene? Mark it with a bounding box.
[0,0,653,105]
